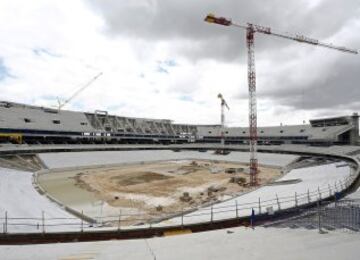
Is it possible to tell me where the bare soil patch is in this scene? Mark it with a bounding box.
[109,172,172,186]
[71,160,281,225]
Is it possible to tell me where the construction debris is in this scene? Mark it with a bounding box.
[225,168,244,174]
[180,192,192,202]
[229,176,247,185]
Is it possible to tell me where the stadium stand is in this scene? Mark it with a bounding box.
[197,114,359,145]
[0,101,358,145]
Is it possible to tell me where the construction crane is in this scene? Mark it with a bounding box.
[205,13,358,186]
[217,93,230,146]
[57,72,103,110]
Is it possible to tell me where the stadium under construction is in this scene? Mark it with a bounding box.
[0,100,360,260]
[1,8,360,260]
[0,101,359,146]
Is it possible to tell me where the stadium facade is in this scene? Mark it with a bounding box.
[0,101,358,145]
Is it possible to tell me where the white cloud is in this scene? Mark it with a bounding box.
[0,0,358,129]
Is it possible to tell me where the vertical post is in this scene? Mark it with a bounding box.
[333,203,336,228]
[318,186,321,200]
[276,194,281,211]
[100,200,104,227]
[334,182,338,193]
[117,210,121,231]
[235,201,239,218]
[347,205,350,229]
[294,192,298,208]
[220,96,225,148]
[352,206,355,230]
[81,210,84,232]
[4,211,7,234]
[346,205,349,230]
[181,208,184,227]
[307,189,311,203]
[250,208,255,228]
[340,204,344,230]
[356,206,359,231]
[356,207,359,231]
[348,207,352,230]
[42,211,45,234]
[210,206,214,223]
[258,197,261,215]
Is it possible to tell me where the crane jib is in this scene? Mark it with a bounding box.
[295,35,319,45]
[206,13,358,185]
[253,25,271,34]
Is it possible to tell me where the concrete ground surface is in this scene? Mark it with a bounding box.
[38,150,297,169]
[0,167,78,233]
[1,226,359,260]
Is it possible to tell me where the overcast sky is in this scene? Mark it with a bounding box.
[0,0,359,126]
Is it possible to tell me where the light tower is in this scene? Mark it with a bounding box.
[204,13,358,186]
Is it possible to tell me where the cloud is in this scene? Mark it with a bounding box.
[179,95,193,102]
[0,0,359,128]
[32,48,61,58]
[86,0,360,124]
[88,0,360,60]
[0,58,12,81]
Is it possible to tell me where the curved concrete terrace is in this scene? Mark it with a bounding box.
[0,143,358,244]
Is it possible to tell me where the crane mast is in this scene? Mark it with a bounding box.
[217,93,230,146]
[246,25,258,186]
[205,14,358,186]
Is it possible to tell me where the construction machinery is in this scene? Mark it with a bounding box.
[205,13,358,186]
[217,93,230,146]
[0,133,23,144]
[57,72,103,110]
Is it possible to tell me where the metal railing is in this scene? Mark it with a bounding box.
[1,172,358,234]
[265,199,360,234]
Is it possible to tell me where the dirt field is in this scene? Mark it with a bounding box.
[72,160,282,225]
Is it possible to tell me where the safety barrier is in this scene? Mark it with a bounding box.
[265,199,360,234]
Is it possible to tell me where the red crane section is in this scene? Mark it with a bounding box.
[205,13,358,186]
[246,25,258,186]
